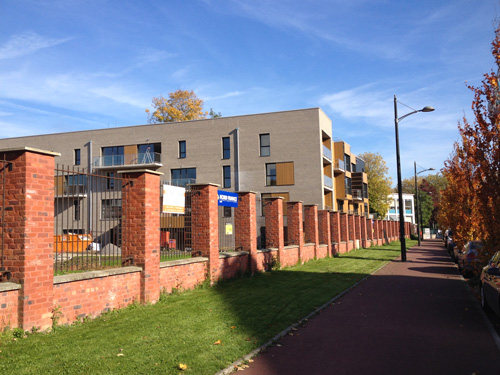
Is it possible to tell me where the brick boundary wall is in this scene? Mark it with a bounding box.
[0,150,407,330]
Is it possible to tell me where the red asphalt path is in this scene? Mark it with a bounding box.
[238,240,500,375]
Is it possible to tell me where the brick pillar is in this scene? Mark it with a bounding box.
[331,211,340,255]
[374,220,380,245]
[264,197,284,263]
[121,170,161,303]
[1,148,58,330]
[355,215,361,249]
[191,184,219,284]
[348,214,355,250]
[236,192,257,275]
[287,201,303,263]
[360,216,367,248]
[304,205,319,259]
[318,210,332,257]
[340,212,348,243]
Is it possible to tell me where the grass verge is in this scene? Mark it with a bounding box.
[0,240,415,375]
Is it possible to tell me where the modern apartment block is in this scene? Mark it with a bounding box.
[0,108,341,214]
[386,193,415,223]
[333,139,369,216]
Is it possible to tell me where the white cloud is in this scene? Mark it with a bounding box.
[0,31,72,60]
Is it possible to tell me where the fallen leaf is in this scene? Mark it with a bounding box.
[117,353,124,357]
[178,363,188,370]
[231,325,237,329]
[214,339,222,345]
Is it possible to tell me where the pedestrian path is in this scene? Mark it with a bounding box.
[239,240,500,375]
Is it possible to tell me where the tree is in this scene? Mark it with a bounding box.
[146,90,208,123]
[358,152,393,218]
[209,108,222,118]
[438,24,500,258]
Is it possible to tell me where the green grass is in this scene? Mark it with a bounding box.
[0,240,415,375]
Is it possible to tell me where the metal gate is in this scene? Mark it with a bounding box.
[53,165,129,274]
[0,159,12,281]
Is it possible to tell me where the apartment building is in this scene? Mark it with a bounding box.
[333,139,369,216]
[386,193,415,223]
[0,108,338,214]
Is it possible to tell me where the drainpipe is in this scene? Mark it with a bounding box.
[87,141,93,235]
[235,128,240,191]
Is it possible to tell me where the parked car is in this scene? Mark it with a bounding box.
[480,251,500,316]
[457,240,486,277]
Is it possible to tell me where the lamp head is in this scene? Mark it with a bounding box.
[421,106,435,112]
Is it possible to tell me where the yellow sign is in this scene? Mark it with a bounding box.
[225,223,233,235]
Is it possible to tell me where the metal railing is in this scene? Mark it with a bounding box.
[352,189,363,200]
[92,152,162,168]
[0,159,12,281]
[334,159,345,171]
[324,175,333,188]
[160,182,193,261]
[322,145,332,161]
[54,165,128,274]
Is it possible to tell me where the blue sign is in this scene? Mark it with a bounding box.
[218,190,238,207]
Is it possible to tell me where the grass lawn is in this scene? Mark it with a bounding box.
[0,240,415,375]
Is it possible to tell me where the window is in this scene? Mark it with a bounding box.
[179,140,186,159]
[222,137,230,159]
[74,149,81,165]
[102,199,122,219]
[107,172,116,190]
[74,200,80,221]
[223,166,231,188]
[138,143,161,164]
[344,177,352,195]
[171,168,196,187]
[266,164,277,186]
[102,146,124,166]
[405,199,413,214]
[363,183,368,198]
[260,134,270,156]
[266,162,294,186]
[344,154,351,172]
[223,206,232,218]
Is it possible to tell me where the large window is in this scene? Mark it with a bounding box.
[222,137,230,159]
[405,199,413,214]
[102,146,124,166]
[266,162,294,186]
[260,134,270,157]
[171,168,196,187]
[102,199,122,219]
[344,154,351,172]
[363,183,368,198]
[179,140,186,159]
[138,143,161,163]
[344,177,352,195]
[223,166,231,188]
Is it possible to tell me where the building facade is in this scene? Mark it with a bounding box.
[333,139,369,216]
[386,193,415,223]
[0,108,372,218]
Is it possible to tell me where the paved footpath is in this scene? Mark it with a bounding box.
[240,240,500,375]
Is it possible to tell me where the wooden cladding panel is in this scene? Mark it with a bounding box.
[124,145,137,165]
[276,162,294,186]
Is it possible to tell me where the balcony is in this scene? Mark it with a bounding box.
[55,185,87,198]
[352,189,363,201]
[323,175,333,190]
[322,145,332,162]
[334,159,345,175]
[93,152,162,170]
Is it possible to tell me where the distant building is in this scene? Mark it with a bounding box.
[386,193,415,223]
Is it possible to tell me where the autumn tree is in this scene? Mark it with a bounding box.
[146,90,208,123]
[439,24,500,258]
[358,152,392,218]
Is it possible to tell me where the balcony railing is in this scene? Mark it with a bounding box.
[334,159,345,172]
[324,175,333,189]
[352,189,363,200]
[93,152,162,168]
[322,145,332,161]
[55,184,88,197]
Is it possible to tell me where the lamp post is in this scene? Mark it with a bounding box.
[414,162,435,246]
[394,95,434,262]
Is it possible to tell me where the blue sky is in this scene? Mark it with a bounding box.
[0,0,498,183]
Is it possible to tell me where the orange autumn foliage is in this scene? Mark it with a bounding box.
[439,25,500,262]
[146,89,208,123]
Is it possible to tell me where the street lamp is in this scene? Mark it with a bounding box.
[414,162,435,246]
[394,95,434,262]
